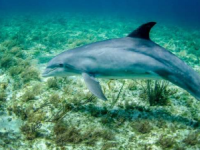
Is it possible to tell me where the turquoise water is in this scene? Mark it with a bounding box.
[0,1,200,150]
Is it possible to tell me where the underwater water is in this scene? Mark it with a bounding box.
[0,0,200,150]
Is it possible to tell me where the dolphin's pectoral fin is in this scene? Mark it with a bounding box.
[82,73,107,101]
[127,22,156,40]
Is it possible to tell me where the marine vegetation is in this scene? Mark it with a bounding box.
[183,132,200,146]
[132,119,153,134]
[0,88,7,102]
[0,54,17,68]
[21,90,36,102]
[157,135,175,149]
[0,82,8,102]
[20,122,42,140]
[20,67,40,83]
[47,77,59,89]
[140,80,176,106]
[53,121,115,146]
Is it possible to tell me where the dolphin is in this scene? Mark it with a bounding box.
[43,22,200,101]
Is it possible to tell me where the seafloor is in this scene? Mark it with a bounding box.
[0,12,200,150]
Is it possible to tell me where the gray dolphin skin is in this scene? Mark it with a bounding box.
[43,22,200,101]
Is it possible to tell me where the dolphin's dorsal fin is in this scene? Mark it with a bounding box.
[127,22,156,40]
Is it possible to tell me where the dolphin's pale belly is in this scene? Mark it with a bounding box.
[94,70,161,79]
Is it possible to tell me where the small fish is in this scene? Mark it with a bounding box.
[43,22,200,101]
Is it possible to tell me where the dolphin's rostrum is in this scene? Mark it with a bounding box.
[43,22,200,101]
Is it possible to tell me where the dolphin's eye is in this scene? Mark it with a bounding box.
[59,64,64,67]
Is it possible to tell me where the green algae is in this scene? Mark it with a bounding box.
[0,54,17,68]
[21,90,36,102]
[20,122,42,140]
[47,77,60,89]
[140,80,177,106]
[132,119,153,134]
[54,121,115,146]
[20,67,40,83]
[183,132,200,146]
[0,92,7,102]
[157,135,176,149]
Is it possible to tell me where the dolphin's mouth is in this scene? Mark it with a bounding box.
[42,68,56,77]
